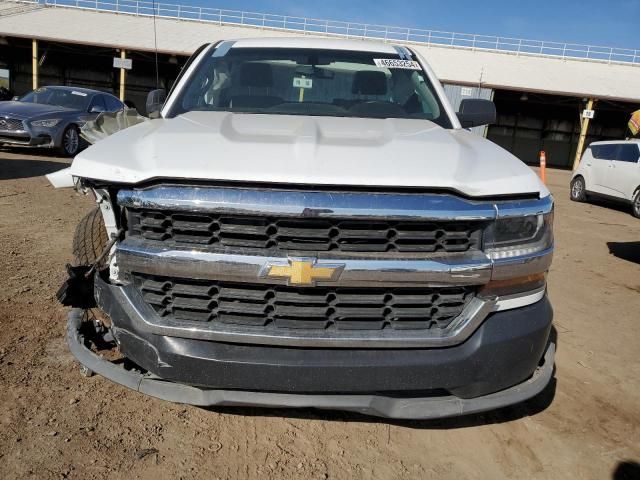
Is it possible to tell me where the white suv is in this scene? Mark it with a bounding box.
[571,140,640,218]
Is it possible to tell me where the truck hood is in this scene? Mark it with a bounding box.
[66,111,547,198]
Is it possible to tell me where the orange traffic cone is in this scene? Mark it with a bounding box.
[539,151,547,184]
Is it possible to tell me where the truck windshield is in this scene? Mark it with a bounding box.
[167,47,453,128]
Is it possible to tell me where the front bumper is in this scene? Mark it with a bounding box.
[0,122,63,148]
[68,276,555,419]
[0,131,54,147]
[68,308,554,419]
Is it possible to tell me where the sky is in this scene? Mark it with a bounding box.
[185,0,640,49]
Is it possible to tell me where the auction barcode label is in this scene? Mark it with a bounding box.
[373,59,421,69]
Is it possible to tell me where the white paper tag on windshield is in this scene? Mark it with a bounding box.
[71,91,88,96]
[293,77,313,89]
[374,58,421,69]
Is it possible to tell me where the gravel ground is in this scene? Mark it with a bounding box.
[0,149,639,479]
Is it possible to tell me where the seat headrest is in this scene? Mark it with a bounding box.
[352,70,388,95]
[239,63,273,88]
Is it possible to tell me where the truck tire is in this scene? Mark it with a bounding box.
[570,176,587,202]
[73,207,108,266]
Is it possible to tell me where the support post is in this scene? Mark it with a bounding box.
[32,38,38,90]
[119,49,126,102]
[573,98,595,171]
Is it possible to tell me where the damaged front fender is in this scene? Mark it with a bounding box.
[46,108,148,189]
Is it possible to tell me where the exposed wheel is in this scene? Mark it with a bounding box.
[633,190,640,219]
[72,207,108,266]
[60,124,81,157]
[570,176,587,202]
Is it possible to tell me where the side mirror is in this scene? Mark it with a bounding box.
[146,89,166,118]
[12,96,19,101]
[89,105,105,113]
[456,99,496,128]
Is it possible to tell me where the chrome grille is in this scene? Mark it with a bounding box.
[0,117,24,131]
[127,209,483,253]
[133,273,475,331]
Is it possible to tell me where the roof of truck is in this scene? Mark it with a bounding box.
[229,37,398,53]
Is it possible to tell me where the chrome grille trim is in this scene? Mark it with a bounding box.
[117,186,499,221]
[116,238,493,287]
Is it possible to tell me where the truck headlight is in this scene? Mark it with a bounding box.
[484,211,554,259]
[31,119,61,128]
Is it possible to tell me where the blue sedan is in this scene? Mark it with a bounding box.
[0,86,124,156]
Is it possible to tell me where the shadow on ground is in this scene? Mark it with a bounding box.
[608,242,640,265]
[613,461,640,480]
[0,155,69,181]
[588,197,635,217]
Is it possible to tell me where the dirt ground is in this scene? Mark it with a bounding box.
[0,149,639,480]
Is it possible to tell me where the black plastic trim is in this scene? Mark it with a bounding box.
[67,309,555,419]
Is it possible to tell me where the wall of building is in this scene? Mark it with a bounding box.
[0,38,185,112]
[487,90,637,168]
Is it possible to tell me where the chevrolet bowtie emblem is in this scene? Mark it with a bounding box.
[261,258,345,286]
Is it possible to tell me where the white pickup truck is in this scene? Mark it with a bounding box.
[49,37,555,419]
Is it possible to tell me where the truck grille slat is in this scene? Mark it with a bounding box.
[172,222,214,232]
[172,297,214,311]
[127,209,483,254]
[391,307,435,316]
[142,292,169,306]
[274,305,329,316]
[218,313,270,326]
[132,274,475,332]
[219,224,268,235]
[217,299,265,314]
[219,286,267,301]
[139,218,169,228]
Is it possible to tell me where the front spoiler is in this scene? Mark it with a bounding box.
[67,309,555,420]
